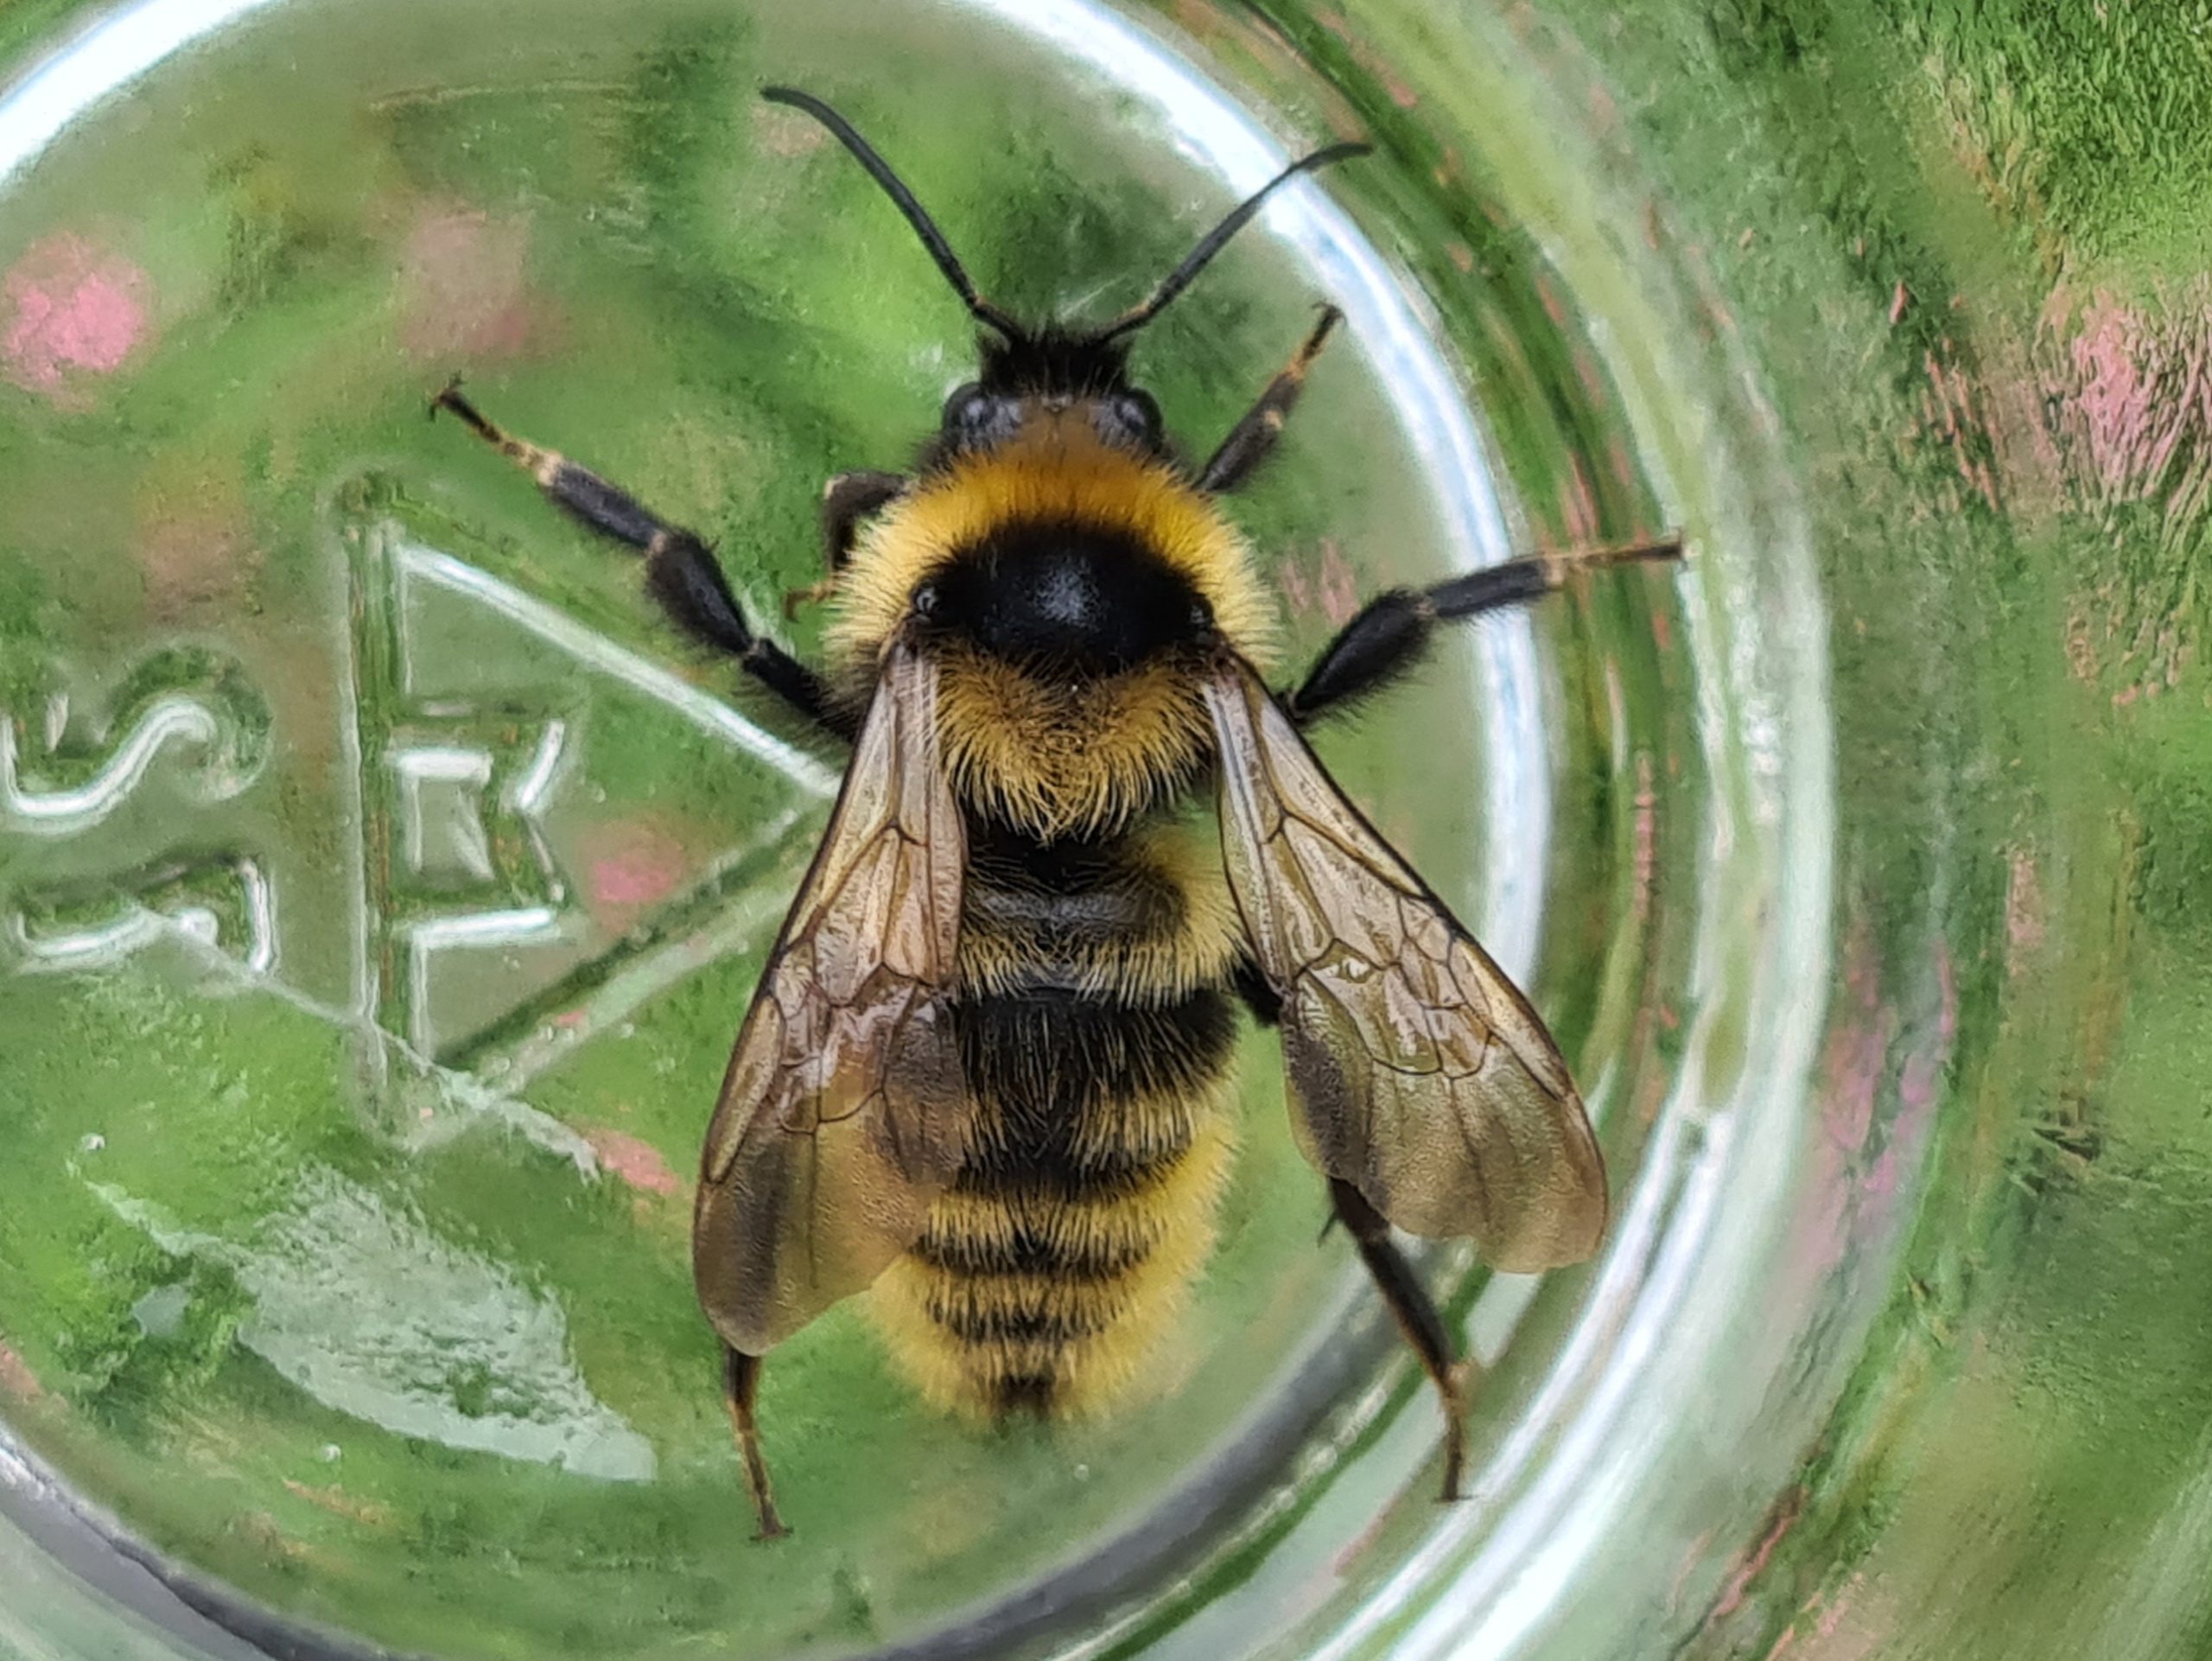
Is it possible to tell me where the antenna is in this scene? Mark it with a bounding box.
[1091,140,1370,342]
[762,86,1025,339]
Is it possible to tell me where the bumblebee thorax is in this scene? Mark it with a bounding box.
[827,420,1273,675]
[825,423,1274,840]
[925,517,1211,674]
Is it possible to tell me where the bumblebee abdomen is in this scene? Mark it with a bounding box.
[871,1013,1239,1417]
[869,835,1244,1416]
[874,1113,1236,1417]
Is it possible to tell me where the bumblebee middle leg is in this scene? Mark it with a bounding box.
[1197,306,1343,494]
[1283,534,1685,727]
[722,1346,789,1541]
[429,382,847,735]
[1329,1177,1471,1504]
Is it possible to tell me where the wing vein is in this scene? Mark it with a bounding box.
[693,639,971,1353]
[1206,659,1605,1269]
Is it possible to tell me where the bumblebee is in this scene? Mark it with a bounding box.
[434,86,1680,1539]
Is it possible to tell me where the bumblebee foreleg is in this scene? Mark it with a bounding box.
[785,469,907,617]
[1282,534,1685,726]
[820,469,907,569]
[429,381,849,735]
[1328,1177,1471,1504]
[1197,305,1342,494]
[721,1346,790,1541]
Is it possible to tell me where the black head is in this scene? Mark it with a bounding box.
[932,330,1164,457]
[913,519,1214,678]
[762,86,1367,428]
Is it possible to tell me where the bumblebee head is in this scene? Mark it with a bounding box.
[931,337,1160,460]
[761,86,1366,461]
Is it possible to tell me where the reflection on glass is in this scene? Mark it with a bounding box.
[4,0,2202,1658]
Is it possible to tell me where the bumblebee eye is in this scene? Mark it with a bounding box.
[942,381,982,423]
[1188,597,1213,636]
[1104,390,1163,448]
[943,381,999,438]
[941,382,1018,452]
[912,582,941,619]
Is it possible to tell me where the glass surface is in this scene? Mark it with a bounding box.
[0,1,2203,1658]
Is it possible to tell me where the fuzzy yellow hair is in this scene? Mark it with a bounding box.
[868,1107,1236,1418]
[828,417,1276,670]
[823,417,1275,838]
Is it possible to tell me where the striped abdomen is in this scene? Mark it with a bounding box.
[869,823,1246,1416]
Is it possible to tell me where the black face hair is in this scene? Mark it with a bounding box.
[976,326,1135,398]
[760,85,1370,360]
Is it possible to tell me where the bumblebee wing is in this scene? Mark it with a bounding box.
[693,639,969,1354]
[1205,661,1605,1270]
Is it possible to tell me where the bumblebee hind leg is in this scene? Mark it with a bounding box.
[722,1346,790,1541]
[1328,1177,1471,1504]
